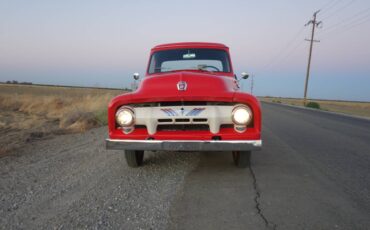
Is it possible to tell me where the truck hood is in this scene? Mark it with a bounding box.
[131,71,238,102]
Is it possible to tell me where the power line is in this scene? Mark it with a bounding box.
[320,0,343,13]
[256,0,341,76]
[321,14,370,38]
[319,7,370,36]
[260,27,305,70]
[320,0,337,11]
[344,14,370,28]
[322,0,357,21]
[257,2,340,76]
[330,13,370,31]
[277,41,306,67]
[325,7,370,30]
[320,0,339,11]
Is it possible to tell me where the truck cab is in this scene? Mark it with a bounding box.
[106,42,262,168]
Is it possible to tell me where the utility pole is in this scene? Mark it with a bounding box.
[303,10,322,105]
[250,74,254,95]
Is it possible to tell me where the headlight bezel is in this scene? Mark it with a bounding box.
[231,105,253,126]
[115,106,135,127]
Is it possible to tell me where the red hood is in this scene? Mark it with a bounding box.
[109,71,260,106]
[131,71,237,102]
[108,71,262,134]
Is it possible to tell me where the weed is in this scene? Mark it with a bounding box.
[305,102,321,109]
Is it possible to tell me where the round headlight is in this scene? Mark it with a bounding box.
[116,107,135,127]
[232,105,252,125]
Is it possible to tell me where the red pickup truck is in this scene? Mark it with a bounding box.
[106,42,262,168]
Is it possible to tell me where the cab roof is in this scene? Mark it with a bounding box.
[151,42,229,51]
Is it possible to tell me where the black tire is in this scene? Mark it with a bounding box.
[232,151,251,168]
[124,150,144,167]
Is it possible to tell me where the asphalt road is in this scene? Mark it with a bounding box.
[1,102,370,229]
[169,102,370,230]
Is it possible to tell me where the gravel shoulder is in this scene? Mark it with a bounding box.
[0,127,199,229]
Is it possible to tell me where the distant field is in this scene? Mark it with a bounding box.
[0,84,125,155]
[260,97,370,118]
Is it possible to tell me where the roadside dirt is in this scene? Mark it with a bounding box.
[0,109,101,156]
[0,84,122,156]
[0,127,200,229]
[0,111,61,155]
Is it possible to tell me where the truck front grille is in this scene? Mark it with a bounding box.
[157,124,209,131]
[129,104,236,135]
[157,118,208,123]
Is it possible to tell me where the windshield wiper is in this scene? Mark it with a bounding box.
[197,65,210,72]
[154,67,172,71]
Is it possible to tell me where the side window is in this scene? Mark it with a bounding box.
[148,56,156,73]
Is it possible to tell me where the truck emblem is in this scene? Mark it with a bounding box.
[161,108,205,117]
[177,81,187,91]
[161,108,178,116]
[186,108,205,116]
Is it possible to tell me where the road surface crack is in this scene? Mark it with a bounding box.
[249,164,277,230]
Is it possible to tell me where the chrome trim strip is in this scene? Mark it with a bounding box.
[106,139,262,151]
[107,139,261,145]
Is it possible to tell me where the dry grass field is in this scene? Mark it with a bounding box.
[0,83,125,155]
[260,97,370,118]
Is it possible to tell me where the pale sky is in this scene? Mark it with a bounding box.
[1,0,370,101]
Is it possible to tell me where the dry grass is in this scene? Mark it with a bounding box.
[260,97,370,118]
[0,84,124,155]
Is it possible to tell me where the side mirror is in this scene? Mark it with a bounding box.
[241,72,249,80]
[133,73,140,80]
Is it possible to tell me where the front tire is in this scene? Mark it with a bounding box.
[232,151,251,168]
[124,150,144,167]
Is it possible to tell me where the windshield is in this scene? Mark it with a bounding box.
[148,48,231,74]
